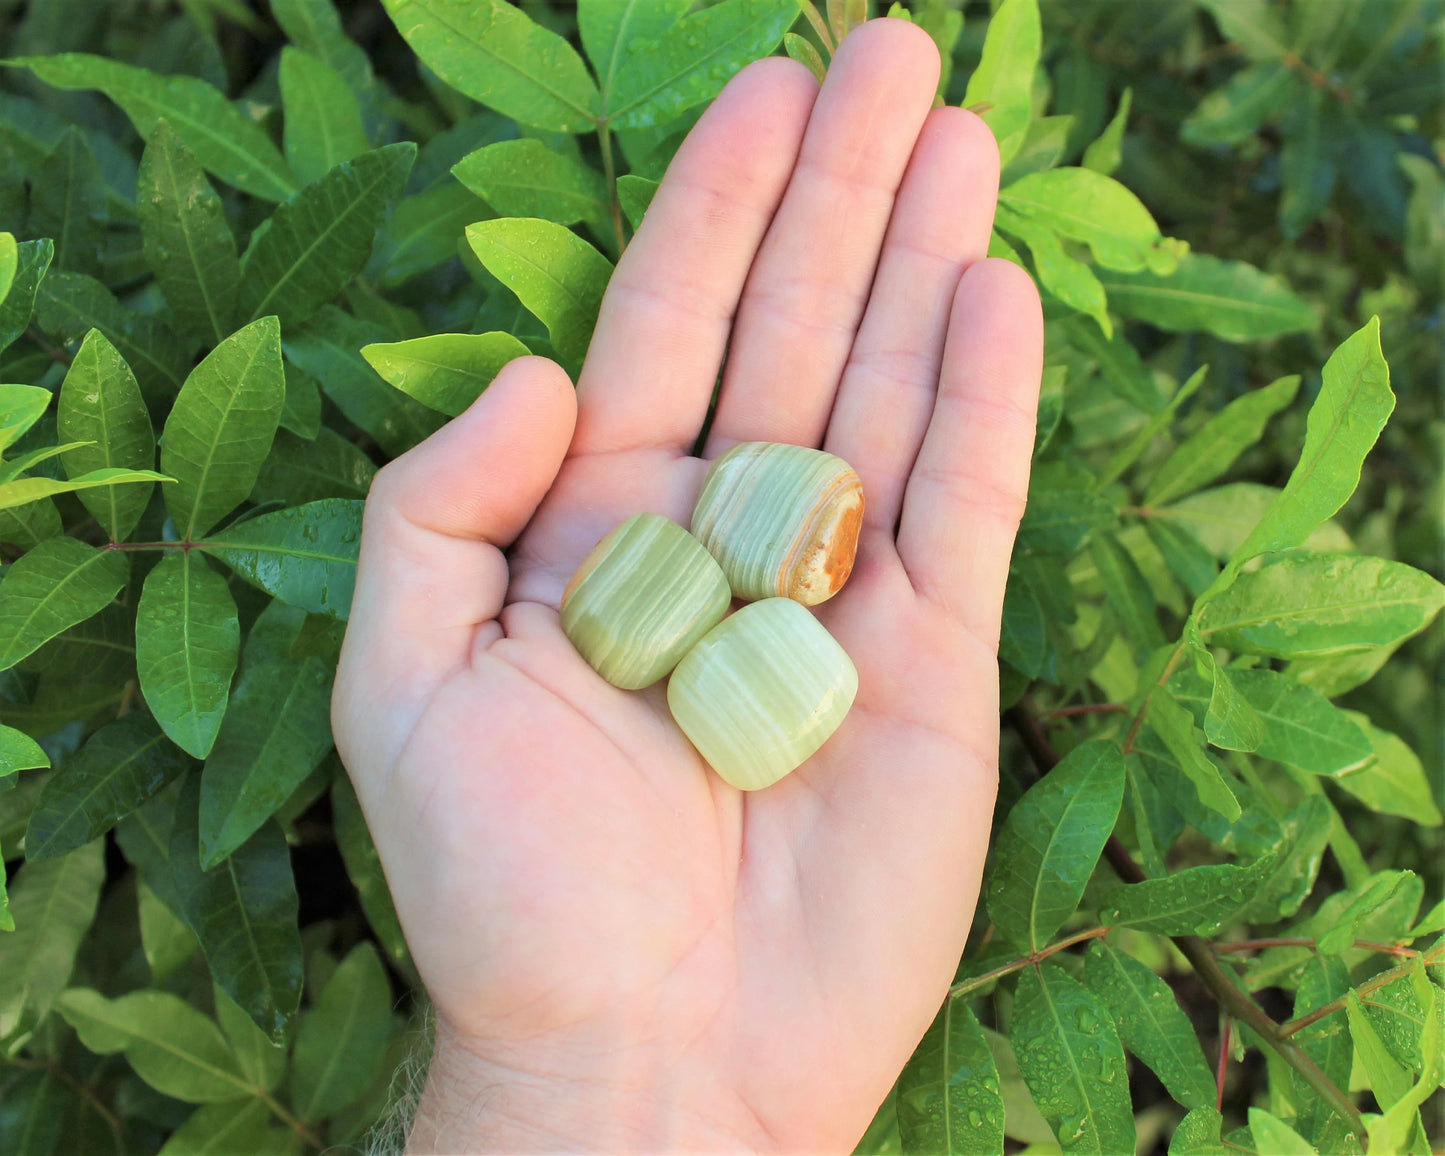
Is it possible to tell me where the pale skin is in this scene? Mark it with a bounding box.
[332,19,1044,1155]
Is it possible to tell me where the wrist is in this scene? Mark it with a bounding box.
[407,1017,772,1154]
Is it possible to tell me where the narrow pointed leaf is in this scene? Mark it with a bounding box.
[169,774,303,1042]
[201,498,362,619]
[0,842,104,1043]
[161,315,285,540]
[0,239,54,356]
[0,469,169,514]
[1332,718,1442,824]
[1082,941,1215,1111]
[1182,63,1299,147]
[361,332,530,416]
[271,0,375,99]
[896,995,1005,1154]
[994,205,1111,337]
[137,120,239,345]
[137,552,240,759]
[1248,1109,1316,1155]
[24,715,189,860]
[1099,853,1279,936]
[962,0,1041,165]
[28,127,105,277]
[0,537,128,671]
[1199,554,1445,659]
[0,231,15,304]
[466,218,613,365]
[986,739,1124,952]
[379,0,600,132]
[1090,532,1166,656]
[616,174,658,231]
[453,138,609,229]
[1011,965,1135,1155]
[198,654,333,866]
[1146,686,1241,819]
[1146,376,1301,507]
[373,182,490,287]
[332,775,412,972]
[279,47,370,187]
[1081,88,1131,175]
[10,54,298,200]
[604,0,796,130]
[57,329,156,541]
[1001,167,1175,274]
[291,941,393,1121]
[239,143,414,330]
[55,987,251,1102]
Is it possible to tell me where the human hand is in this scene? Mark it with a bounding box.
[332,17,1043,1154]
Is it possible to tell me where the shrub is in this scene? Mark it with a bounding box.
[0,0,1439,1152]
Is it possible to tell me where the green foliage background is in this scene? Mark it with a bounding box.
[0,0,1440,1152]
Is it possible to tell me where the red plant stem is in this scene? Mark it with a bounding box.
[1216,1017,1232,1113]
[1215,938,1417,958]
[1279,938,1445,1039]
[947,926,1110,999]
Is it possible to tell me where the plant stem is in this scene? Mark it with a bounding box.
[1008,699,1367,1144]
[1280,939,1445,1039]
[261,1090,325,1150]
[948,926,1111,1000]
[25,326,72,367]
[1215,938,1418,958]
[597,124,627,255]
[1215,1017,1232,1113]
[5,1055,126,1140]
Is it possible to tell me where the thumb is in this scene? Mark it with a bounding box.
[335,356,576,764]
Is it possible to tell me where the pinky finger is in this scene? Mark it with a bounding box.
[896,259,1043,647]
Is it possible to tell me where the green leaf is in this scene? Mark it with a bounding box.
[1232,318,1393,564]
[1332,717,1443,825]
[783,32,827,84]
[1248,1108,1316,1155]
[0,843,104,1045]
[379,0,600,132]
[198,653,332,867]
[24,714,189,860]
[136,552,240,759]
[0,239,54,356]
[0,537,128,672]
[1144,686,1241,820]
[55,987,251,1102]
[1182,63,1299,147]
[1001,167,1175,274]
[1153,483,1350,562]
[1145,376,1300,507]
[0,231,15,304]
[139,878,197,984]
[0,724,49,778]
[57,329,156,541]
[1099,853,1278,936]
[271,0,375,101]
[453,138,609,231]
[579,0,690,108]
[361,331,530,417]
[0,497,63,551]
[290,941,393,1121]
[161,315,285,540]
[279,366,322,441]
[279,47,371,188]
[284,306,445,456]
[239,143,415,330]
[214,984,286,1093]
[1081,88,1131,175]
[0,1068,69,1154]
[251,428,376,507]
[0,468,169,514]
[1227,668,1373,775]
[34,270,188,398]
[1082,940,1215,1111]
[1090,532,1166,656]
[137,119,239,345]
[1017,487,1118,554]
[994,204,1111,337]
[1096,254,1317,343]
[999,568,1045,679]
[1279,90,1338,239]
[10,54,298,201]
[962,0,1041,165]
[202,498,362,619]
[616,173,658,231]
[157,1099,297,1156]
[169,773,303,1043]
[896,996,1004,1154]
[373,182,490,287]
[1198,554,1444,659]
[986,739,1124,952]
[0,385,53,454]
[1189,643,1263,753]
[28,127,105,278]
[331,775,412,973]
[1169,1106,1230,1155]
[603,0,796,130]
[1316,872,1414,955]
[1346,991,1411,1110]
[465,218,613,366]
[1011,964,1135,1155]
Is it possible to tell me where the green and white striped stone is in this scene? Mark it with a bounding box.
[562,513,731,690]
[691,442,864,606]
[667,598,858,791]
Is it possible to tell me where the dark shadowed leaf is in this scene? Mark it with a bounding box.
[1017,488,1117,554]
[373,182,489,287]
[291,941,394,1121]
[1090,532,1166,656]
[251,428,376,507]
[999,569,1045,679]
[170,774,303,1042]
[1182,63,1298,147]
[28,128,105,277]
[332,775,412,973]
[137,120,239,345]
[896,995,1004,1154]
[25,714,188,860]
[0,537,128,672]
[161,315,285,539]
[136,552,240,758]
[0,239,53,355]
[198,653,333,866]
[1145,686,1240,820]
[1011,964,1135,1155]
[202,498,362,619]
[57,329,155,542]
[1083,940,1215,1111]
[986,739,1124,952]
[239,143,414,330]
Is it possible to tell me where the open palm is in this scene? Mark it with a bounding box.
[333,20,1042,1154]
